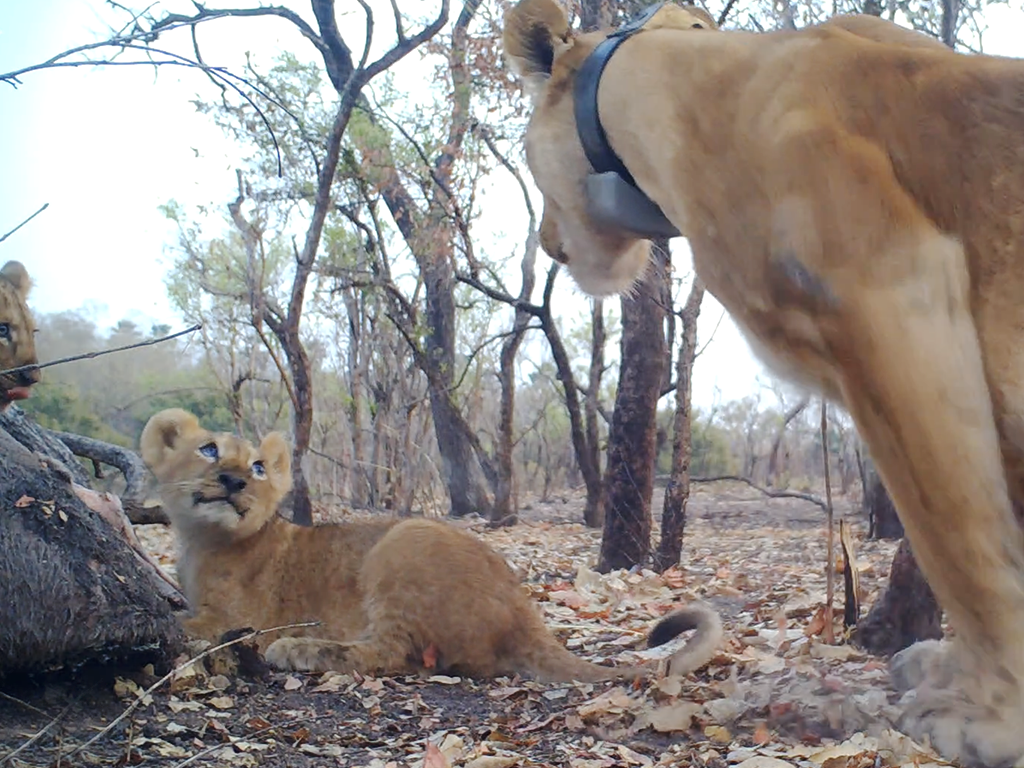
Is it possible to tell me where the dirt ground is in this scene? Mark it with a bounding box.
[1,485,950,768]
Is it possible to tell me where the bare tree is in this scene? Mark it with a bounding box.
[655,278,705,571]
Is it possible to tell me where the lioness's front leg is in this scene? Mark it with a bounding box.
[764,124,1024,765]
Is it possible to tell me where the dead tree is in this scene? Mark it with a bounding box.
[855,537,942,655]
[655,278,704,572]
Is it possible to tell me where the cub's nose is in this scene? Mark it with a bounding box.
[218,473,247,495]
[18,367,40,386]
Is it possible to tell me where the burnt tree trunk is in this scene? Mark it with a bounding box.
[863,456,904,539]
[598,250,669,572]
[0,413,181,674]
[766,396,810,487]
[854,537,943,655]
[655,278,704,572]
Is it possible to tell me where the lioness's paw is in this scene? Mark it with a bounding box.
[892,642,1024,767]
[898,687,1024,767]
[890,639,948,692]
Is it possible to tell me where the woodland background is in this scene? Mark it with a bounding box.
[6,0,1016,572]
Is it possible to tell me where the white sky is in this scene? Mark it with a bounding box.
[1,1,1022,412]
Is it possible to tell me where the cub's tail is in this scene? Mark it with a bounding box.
[647,602,723,676]
[516,602,723,683]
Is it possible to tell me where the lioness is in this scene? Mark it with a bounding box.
[140,408,721,682]
[0,261,39,410]
[503,2,1024,763]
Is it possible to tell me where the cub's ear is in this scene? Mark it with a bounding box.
[141,409,202,479]
[0,261,31,300]
[258,432,293,495]
[503,0,571,97]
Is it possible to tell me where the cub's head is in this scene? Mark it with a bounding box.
[0,261,40,410]
[503,0,714,296]
[141,409,292,539]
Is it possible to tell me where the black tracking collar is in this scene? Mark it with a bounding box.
[574,3,666,187]
[572,4,681,239]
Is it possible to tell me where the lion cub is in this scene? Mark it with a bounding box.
[141,409,721,681]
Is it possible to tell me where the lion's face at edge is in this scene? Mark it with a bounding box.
[140,408,293,540]
[504,0,715,296]
[0,261,40,410]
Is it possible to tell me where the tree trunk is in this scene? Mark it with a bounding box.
[598,251,669,572]
[766,396,810,487]
[863,456,904,539]
[854,537,943,655]
[537,265,604,526]
[493,228,539,526]
[584,299,606,527]
[655,278,704,572]
[0,417,182,674]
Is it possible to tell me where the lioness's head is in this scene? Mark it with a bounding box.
[503,0,714,295]
[0,261,40,410]
[141,409,292,539]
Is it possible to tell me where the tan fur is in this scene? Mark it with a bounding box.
[0,261,39,410]
[504,4,1024,763]
[141,409,722,682]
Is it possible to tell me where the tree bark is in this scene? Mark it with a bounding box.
[0,421,182,674]
[855,537,943,655]
[655,278,704,572]
[584,300,606,527]
[598,252,669,572]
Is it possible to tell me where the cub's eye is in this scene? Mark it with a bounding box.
[0,324,10,340]
[198,442,219,460]
[251,461,266,479]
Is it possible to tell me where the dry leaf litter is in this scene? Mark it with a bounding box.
[0,483,956,767]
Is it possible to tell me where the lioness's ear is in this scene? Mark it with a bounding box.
[258,432,293,494]
[503,0,571,98]
[0,261,31,300]
[141,409,202,479]
[648,4,718,30]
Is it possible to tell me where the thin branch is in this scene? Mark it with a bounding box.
[694,308,725,359]
[691,474,828,512]
[0,324,201,379]
[0,203,49,244]
[65,622,319,759]
[821,400,836,643]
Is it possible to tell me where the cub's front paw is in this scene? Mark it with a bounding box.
[264,637,329,672]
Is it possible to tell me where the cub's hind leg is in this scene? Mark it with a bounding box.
[264,635,415,675]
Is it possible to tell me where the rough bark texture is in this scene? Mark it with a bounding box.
[598,254,668,572]
[854,537,942,656]
[0,425,182,675]
[655,279,704,572]
[863,457,904,539]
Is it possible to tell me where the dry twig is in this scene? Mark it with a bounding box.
[0,203,49,245]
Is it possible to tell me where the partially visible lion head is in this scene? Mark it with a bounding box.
[0,260,40,410]
[503,0,714,296]
[140,409,292,539]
